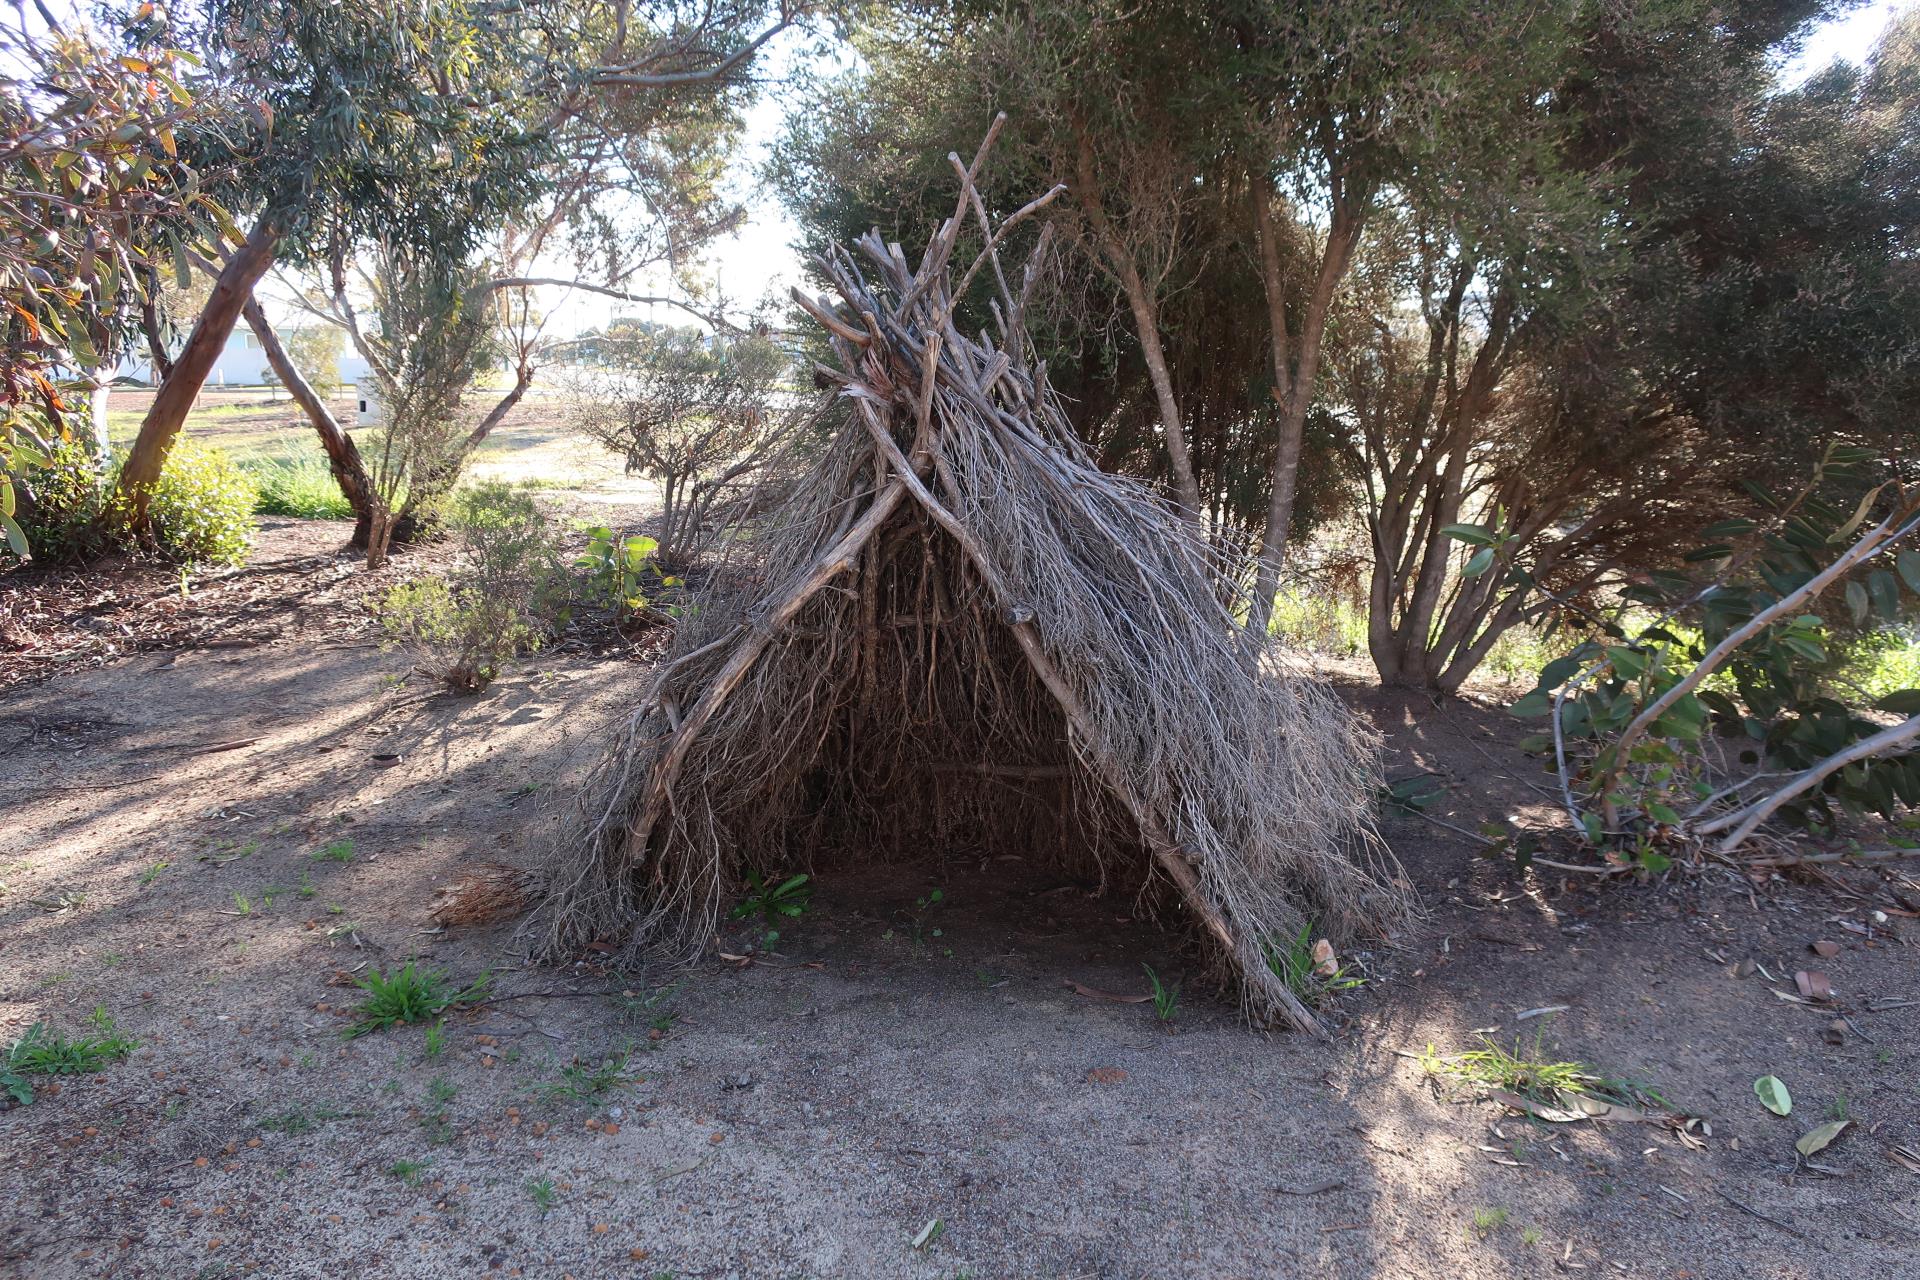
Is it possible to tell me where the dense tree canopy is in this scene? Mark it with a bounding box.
[775,0,1920,689]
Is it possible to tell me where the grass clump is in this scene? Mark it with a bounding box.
[3,1007,137,1104]
[346,962,490,1038]
[1143,964,1179,1023]
[245,457,354,520]
[539,1050,632,1101]
[1418,1031,1667,1110]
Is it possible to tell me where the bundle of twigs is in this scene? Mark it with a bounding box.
[533,118,1413,1034]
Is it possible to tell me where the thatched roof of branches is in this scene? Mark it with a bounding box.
[535,119,1412,1036]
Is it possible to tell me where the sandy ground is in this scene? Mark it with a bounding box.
[2,518,1918,1279]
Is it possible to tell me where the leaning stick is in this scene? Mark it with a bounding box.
[623,476,909,858]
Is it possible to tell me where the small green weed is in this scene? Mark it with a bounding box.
[730,871,811,926]
[527,1176,557,1213]
[139,861,171,886]
[540,1051,632,1101]
[346,962,490,1038]
[3,1008,138,1104]
[423,1022,447,1059]
[1419,1032,1667,1110]
[1262,923,1364,1006]
[313,839,356,863]
[387,1158,429,1186]
[1467,1206,1509,1240]
[232,893,253,916]
[1142,964,1179,1023]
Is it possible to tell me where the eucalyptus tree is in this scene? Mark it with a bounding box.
[114,0,798,531]
[0,1,225,553]
[1344,0,1919,691]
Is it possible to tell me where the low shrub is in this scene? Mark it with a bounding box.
[142,439,257,564]
[10,437,256,566]
[11,438,105,561]
[377,482,565,692]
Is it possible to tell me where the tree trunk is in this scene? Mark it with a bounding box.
[114,217,282,528]
[1246,198,1362,636]
[239,298,378,529]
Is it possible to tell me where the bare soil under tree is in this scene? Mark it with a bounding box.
[1,517,1916,1279]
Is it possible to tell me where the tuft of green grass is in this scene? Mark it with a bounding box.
[345,962,489,1038]
[527,1176,557,1214]
[387,1158,430,1186]
[313,838,356,863]
[1468,1206,1510,1240]
[539,1051,632,1101]
[244,457,355,520]
[1418,1031,1667,1110]
[3,1007,137,1104]
[423,1021,447,1059]
[138,861,171,886]
[1142,964,1180,1023]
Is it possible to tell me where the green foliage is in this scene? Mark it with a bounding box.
[11,437,255,565]
[282,327,344,398]
[1262,924,1364,1007]
[0,10,218,554]
[10,439,108,561]
[1516,451,1920,861]
[575,526,674,617]
[1142,964,1180,1023]
[538,1051,633,1102]
[729,871,812,926]
[377,483,564,691]
[2,1007,137,1104]
[346,962,489,1038]
[246,457,354,520]
[140,438,257,564]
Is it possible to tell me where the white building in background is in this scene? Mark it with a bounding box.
[114,329,369,388]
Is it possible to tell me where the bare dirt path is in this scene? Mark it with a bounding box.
[1,523,1916,1279]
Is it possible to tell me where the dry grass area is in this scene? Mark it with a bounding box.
[0,508,1917,1277]
[104,386,663,522]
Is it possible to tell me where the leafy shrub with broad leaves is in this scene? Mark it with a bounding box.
[1508,448,1920,870]
[11,437,256,565]
[377,482,565,692]
[574,525,678,619]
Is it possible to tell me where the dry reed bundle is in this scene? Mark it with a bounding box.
[534,119,1413,1034]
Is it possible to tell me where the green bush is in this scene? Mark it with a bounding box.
[376,482,565,691]
[247,456,354,520]
[13,438,107,561]
[10,437,256,566]
[141,439,257,565]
